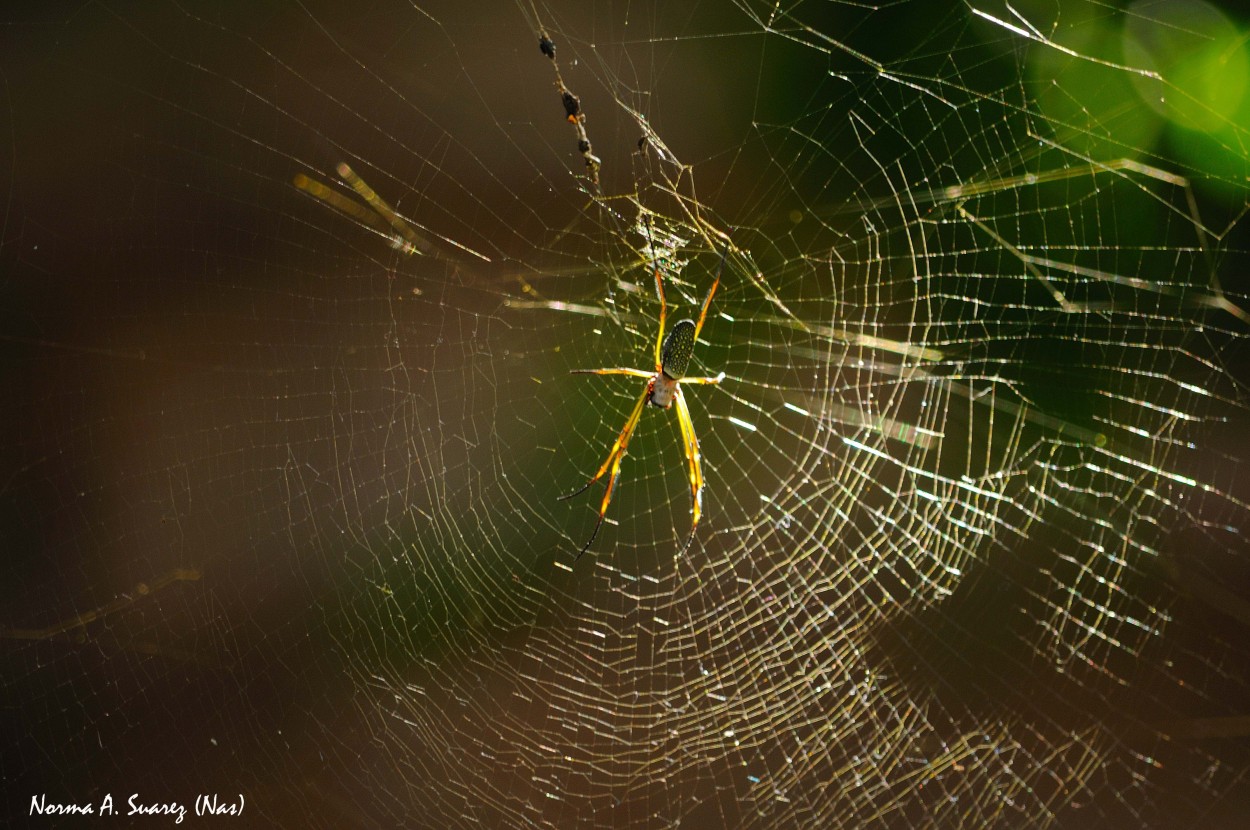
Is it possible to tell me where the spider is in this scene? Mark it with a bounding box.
[561,225,727,558]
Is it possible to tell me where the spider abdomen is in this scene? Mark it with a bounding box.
[659,319,696,379]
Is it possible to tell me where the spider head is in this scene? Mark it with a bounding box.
[647,373,679,409]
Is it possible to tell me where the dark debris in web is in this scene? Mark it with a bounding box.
[537,30,600,187]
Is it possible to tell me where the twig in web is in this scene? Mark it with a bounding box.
[536,29,601,187]
[293,163,491,263]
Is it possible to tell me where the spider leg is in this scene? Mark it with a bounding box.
[559,385,651,558]
[676,372,726,385]
[692,240,728,342]
[671,385,705,554]
[570,367,653,378]
[647,216,666,372]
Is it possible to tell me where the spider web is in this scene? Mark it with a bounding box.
[3,0,1250,827]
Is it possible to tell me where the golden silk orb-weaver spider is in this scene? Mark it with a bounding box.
[560,228,728,559]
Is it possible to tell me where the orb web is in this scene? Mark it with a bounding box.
[3,1,1249,827]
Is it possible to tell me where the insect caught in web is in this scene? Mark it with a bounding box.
[561,221,727,559]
